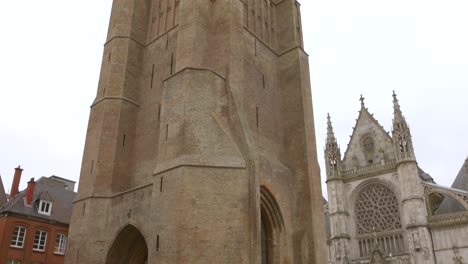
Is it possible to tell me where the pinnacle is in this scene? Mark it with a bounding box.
[392,91,405,123]
[326,113,337,144]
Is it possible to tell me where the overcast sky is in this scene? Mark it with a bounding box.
[0,1,466,198]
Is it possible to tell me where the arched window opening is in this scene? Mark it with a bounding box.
[106,225,148,264]
[261,213,271,264]
[260,186,285,264]
[432,192,468,215]
[354,183,405,258]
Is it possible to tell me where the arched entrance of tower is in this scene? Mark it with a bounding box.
[260,186,285,264]
[106,225,148,264]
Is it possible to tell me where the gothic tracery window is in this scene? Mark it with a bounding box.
[355,183,402,235]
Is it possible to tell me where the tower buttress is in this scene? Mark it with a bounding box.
[325,114,351,264]
[66,1,327,263]
[391,92,436,264]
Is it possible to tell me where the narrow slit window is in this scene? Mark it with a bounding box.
[158,104,161,123]
[170,53,174,75]
[166,124,169,140]
[255,40,257,56]
[156,235,160,251]
[151,64,155,89]
[256,107,259,129]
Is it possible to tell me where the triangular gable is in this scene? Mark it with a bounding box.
[37,190,54,203]
[451,158,468,191]
[342,107,395,171]
[0,175,7,206]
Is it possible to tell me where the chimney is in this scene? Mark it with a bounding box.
[25,178,36,206]
[9,166,23,199]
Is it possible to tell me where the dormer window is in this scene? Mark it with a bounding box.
[38,200,52,216]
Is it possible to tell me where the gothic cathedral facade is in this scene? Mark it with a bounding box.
[65,1,327,264]
[325,93,468,264]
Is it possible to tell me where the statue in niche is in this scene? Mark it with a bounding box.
[352,155,358,170]
[379,148,385,165]
[411,232,421,251]
[335,241,342,260]
[370,249,387,264]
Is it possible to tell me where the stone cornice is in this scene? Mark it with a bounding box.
[428,211,468,228]
[329,211,349,217]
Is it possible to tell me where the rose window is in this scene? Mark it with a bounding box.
[355,183,402,235]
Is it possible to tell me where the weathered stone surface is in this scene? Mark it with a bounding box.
[66,0,327,264]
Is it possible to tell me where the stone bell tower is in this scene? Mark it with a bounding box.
[65,0,327,263]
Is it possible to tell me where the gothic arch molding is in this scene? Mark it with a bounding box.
[106,224,148,264]
[351,179,402,208]
[260,186,285,264]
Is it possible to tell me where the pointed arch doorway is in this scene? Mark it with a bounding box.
[260,187,285,264]
[106,225,148,264]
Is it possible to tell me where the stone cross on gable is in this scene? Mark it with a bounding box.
[360,94,365,107]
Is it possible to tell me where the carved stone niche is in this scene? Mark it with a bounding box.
[411,231,422,251]
[361,135,376,164]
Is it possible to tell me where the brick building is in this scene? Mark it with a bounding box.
[0,166,76,264]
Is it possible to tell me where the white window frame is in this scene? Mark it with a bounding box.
[33,230,48,252]
[38,200,52,216]
[6,259,21,264]
[10,225,27,248]
[54,233,67,255]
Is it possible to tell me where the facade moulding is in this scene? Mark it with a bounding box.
[326,177,344,183]
[405,224,429,229]
[72,183,153,204]
[104,36,145,47]
[91,96,141,108]
[330,235,351,240]
[341,159,397,178]
[162,67,226,83]
[104,25,179,48]
[329,211,349,217]
[242,27,308,57]
[395,159,417,166]
[428,211,468,228]
[342,168,397,183]
[433,245,468,252]
[153,157,247,177]
[401,196,425,204]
